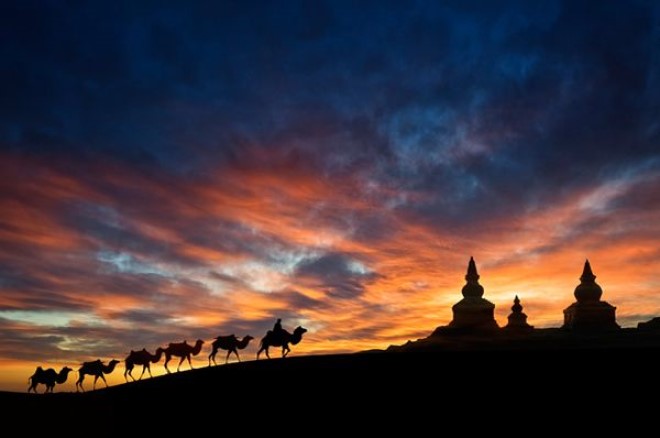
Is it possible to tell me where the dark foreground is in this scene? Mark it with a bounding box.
[2,343,659,434]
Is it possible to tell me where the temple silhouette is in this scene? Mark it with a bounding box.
[448,257,498,330]
[392,256,660,353]
[431,257,621,338]
[505,295,533,331]
[562,260,619,330]
[456,256,618,331]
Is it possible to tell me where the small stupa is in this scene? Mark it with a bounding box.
[505,295,533,331]
[448,257,499,330]
[563,260,619,330]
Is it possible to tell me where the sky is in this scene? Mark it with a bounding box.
[1,0,659,392]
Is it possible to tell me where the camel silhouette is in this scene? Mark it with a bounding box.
[28,366,73,393]
[76,359,120,392]
[208,335,254,365]
[257,326,307,359]
[124,347,165,381]
[163,339,204,373]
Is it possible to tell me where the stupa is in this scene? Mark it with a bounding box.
[448,257,499,330]
[562,260,619,330]
[505,295,533,331]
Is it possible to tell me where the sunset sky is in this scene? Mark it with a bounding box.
[1,1,660,392]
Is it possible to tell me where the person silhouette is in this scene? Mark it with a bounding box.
[273,318,283,340]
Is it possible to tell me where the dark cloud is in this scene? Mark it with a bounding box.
[295,252,381,299]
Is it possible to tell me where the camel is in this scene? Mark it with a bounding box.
[28,366,73,393]
[257,326,307,359]
[163,339,204,373]
[124,347,165,381]
[76,359,120,392]
[208,335,254,365]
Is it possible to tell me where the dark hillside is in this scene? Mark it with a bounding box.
[3,346,659,434]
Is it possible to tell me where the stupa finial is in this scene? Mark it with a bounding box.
[462,257,484,298]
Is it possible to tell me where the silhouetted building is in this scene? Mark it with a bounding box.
[563,260,619,331]
[638,317,660,331]
[448,257,499,330]
[505,295,533,331]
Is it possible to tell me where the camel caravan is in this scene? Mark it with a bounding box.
[27,320,307,393]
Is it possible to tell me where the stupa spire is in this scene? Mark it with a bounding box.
[574,259,602,302]
[505,294,533,331]
[462,257,484,299]
[447,257,498,330]
[580,259,596,282]
[466,256,480,281]
[511,295,522,313]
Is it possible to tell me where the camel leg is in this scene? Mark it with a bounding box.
[225,350,231,364]
[265,347,271,359]
[208,347,217,366]
[76,374,84,392]
[100,374,108,387]
[164,355,171,374]
[187,354,193,370]
[235,349,241,362]
[93,375,99,389]
[146,364,153,378]
[177,355,185,372]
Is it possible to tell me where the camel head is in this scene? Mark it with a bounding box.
[106,359,120,372]
[193,339,205,352]
[290,326,307,345]
[56,366,74,384]
[236,335,254,348]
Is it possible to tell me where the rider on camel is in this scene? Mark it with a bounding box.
[272,318,284,339]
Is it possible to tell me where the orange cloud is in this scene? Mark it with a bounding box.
[1,151,659,391]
